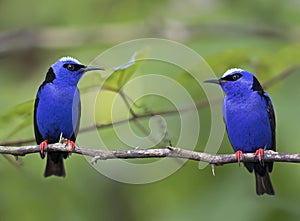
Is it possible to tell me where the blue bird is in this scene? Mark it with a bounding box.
[34,57,103,177]
[205,68,275,195]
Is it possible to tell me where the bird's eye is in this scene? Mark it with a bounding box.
[221,73,242,82]
[66,64,75,71]
[231,74,241,81]
[63,63,85,72]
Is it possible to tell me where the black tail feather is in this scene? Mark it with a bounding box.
[244,162,275,195]
[44,152,66,177]
[254,170,275,195]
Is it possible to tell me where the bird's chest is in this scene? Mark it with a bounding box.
[223,95,271,151]
[39,85,78,112]
[225,96,264,122]
[36,85,80,141]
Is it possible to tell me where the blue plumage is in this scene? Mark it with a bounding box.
[205,68,275,195]
[34,57,103,177]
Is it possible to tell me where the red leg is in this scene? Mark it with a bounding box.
[65,140,75,156]
[254,148,264,163]
[39,139,48,159]
[235,150,245,165]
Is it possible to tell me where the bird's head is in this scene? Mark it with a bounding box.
[204,68,263,96]
[46,57,103,86]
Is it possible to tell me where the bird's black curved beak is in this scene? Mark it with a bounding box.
[81,66,104,73]
[203,79,220,84]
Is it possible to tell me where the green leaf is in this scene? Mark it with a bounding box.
[102,48,149,91]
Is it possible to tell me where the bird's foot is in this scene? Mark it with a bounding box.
[39,139,48,159]
[254,148,264,165]
[235,150,245,165]
[65,140,75,156]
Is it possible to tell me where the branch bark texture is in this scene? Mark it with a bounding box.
[1,143,300,165]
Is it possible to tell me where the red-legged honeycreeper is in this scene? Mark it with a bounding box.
[34,57,103,177]
[204,68,275,195]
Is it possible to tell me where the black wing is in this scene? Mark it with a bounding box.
[263,93,276,151]
[262,93,276,173]
[33,94,44,144]
[252,76,276,151]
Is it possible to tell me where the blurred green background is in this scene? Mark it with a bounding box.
[1,0,300,220]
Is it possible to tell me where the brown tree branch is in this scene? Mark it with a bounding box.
[1,143,300,165]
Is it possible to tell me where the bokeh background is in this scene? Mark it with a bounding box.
[1,0,300,220]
